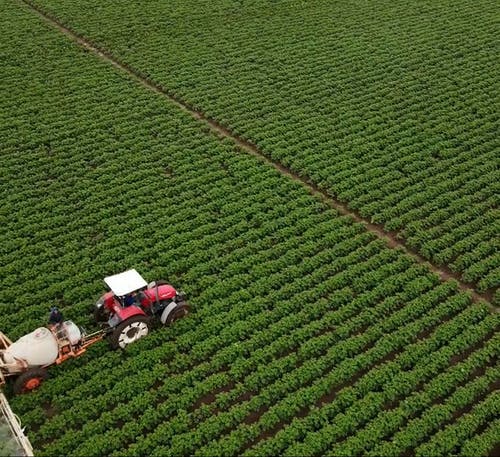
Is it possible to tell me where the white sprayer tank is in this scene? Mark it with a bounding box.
[62,321,82,345]
[4,327,59,367]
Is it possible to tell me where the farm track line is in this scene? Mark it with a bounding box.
[19,0,497,311]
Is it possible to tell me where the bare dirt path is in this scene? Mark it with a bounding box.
[19,0,496,310]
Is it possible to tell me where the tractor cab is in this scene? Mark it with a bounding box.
[104,269,149,308]
[102,269,178,311]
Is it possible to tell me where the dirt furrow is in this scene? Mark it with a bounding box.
[18,0,496,310]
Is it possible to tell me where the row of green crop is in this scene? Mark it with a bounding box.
[33,249,420,454]
[414,390,500,457]
[244,301,498,457]
[27,0,500,293]
[460,418,500,457]
[37,278,494,454]
[18,231,380,415]
[3,2,498,456]
[79,292,491,454]
[329,346,499,456]
[198,305,498,457]
[119,274,455,457]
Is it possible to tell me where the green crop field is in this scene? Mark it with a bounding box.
[1,0,499,456]
[26,0,500,299]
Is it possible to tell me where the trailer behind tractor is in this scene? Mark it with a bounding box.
[0,269,189,394]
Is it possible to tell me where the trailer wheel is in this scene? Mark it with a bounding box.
[13,368,48,395]
[166,303,190,325]
[110,315,150,349]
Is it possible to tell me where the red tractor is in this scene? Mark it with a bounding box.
[0,270,189,394]
[94,269,190,349]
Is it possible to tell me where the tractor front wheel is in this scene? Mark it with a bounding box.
[13,368,48,395]
[110,315,150,349]
[147,280,169,289]
[166,303,190,325]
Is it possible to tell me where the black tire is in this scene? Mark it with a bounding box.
[147,280,169,289]
[109,315,150,350]
[166,303,190,325]
[13,368,48,395]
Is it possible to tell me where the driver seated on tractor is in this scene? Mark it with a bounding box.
[123,292,137,307]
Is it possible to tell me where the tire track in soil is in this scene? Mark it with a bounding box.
[18,0,497,311]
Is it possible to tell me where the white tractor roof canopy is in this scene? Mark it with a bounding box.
[104,269,147,296]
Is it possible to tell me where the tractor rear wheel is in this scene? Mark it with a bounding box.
[110,315,150,349]
[13,368,48,395]
[147,280,169,289]
[166,303,190,325]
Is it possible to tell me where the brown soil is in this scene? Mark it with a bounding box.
[489,442,500,457]
[243,404,269,425]
[190,381,236,412]
[43,403,57,419]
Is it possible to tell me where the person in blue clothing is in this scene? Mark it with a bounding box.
[48,306,63,325]
[123,292,137,307]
